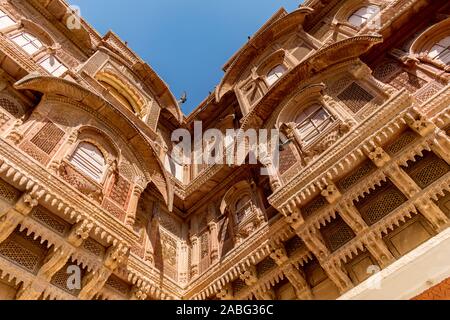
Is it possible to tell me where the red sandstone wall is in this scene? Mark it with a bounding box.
[413,278,450,300]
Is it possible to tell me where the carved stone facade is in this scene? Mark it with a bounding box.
[0,0,449,300]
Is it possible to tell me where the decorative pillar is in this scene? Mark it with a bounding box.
[125,184,144,226]
[207,203,219,265]
[178,223,190,285]
[189,233,200,279]
[208,221,219,265]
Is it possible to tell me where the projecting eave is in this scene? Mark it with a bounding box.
[216,6,314,103]
[240,35,384,131]
[14,74,175,211]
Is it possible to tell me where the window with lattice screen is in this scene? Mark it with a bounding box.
[0,96,21,117]
[30,121,65,155]
[69,142,106,182]
[338,82,374,113]
[320,215,355,252]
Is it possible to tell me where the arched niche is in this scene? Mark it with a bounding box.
[96,69,146,116]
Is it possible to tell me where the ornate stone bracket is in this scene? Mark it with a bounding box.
[239,265,258,286]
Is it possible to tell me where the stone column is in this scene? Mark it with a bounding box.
[189,234,200,279]
[208,221,219,265]
[125,184,144,227]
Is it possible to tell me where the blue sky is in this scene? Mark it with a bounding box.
[68,0,301,114]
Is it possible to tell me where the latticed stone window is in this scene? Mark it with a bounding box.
[337,160,376,192]
[256,257,276,277]
[0,96,22,118]
[30,121,65,155]
[31,206,71,236]
[243,81,263,106]
[284,235,305,256]
[355,180,408,226]
[51,262,86,296]
[0,228,48,275]
[402,151,449,189]
[279,144,298,174]
[232,278,246,295]
[301,195,328,219]
[384,130,418,156]
[320,215,355,252]
[82,237,106,257]
[0,178,21,204]
[105,274,131,296]
[337,82,374,113]
[389,71,427,93]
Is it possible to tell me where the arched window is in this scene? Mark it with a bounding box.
[266,64,287,86]
[0,9,15,30]
[39,55,68,77]
[235,194,251,223]
[70,142,106,182]
[295,104,335,143]
[11,32,43,55]
[428,35,450,65]
[99,80,135,112]
[348,5,380,28]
